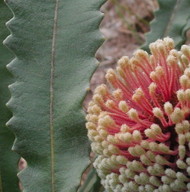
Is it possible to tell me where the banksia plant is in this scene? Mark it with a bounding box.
[86,38,190,192]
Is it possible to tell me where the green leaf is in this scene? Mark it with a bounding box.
[0,1,20,191]
[4,0,105,191]
[78,167,104,192]
[182,16,190,41]
[142,0,190,51]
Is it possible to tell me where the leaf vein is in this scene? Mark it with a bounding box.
[50,0,59,191]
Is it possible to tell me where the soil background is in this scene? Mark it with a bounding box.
[84,0,158,107]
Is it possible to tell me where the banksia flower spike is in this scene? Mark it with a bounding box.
[86,38,190,192]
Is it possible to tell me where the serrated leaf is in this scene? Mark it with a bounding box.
[4,0,105,191]
[142,0,190,51]
[0,1,20,191]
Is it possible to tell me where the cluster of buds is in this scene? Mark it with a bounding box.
[86,38,190,192]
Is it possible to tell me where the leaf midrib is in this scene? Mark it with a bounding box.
[50,0,59,191]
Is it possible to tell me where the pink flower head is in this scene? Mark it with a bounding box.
[86,38,190,192]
